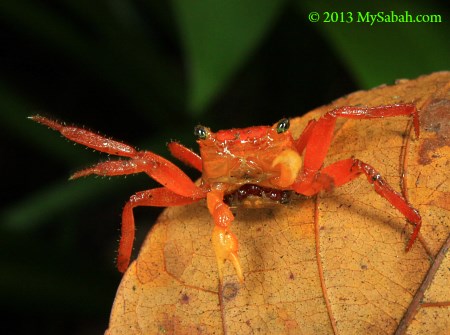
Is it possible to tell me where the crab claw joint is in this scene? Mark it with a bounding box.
[211,226,244,283]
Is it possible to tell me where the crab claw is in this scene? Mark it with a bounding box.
[271,149,302,187]
[211,226,244,283]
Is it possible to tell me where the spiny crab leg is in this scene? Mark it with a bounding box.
[294,158,421,251]
[29,115,137,157]
[293,104,421,250]
[30,115,202,198]
[70,152,202,198]
[323,159,421,250]
[299,104,420,173]
[30,115,207,273]
[119,187,203,272]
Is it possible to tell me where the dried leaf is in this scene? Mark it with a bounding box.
[106,72,450,335]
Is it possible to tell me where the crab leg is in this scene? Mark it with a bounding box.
[70,152,202,198]
[325,159,421,250]
[30,115,202,198]
[168,141,203,172]
[29,115,137,157]
[294,119,316,154]
[297,104,419,174]
[293,104,421,250]
[295,158,421,251]
[118,187,204,272]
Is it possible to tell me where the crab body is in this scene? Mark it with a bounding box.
[198,123,300,190]
[31,103,422,283]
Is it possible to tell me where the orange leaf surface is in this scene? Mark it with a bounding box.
[106,72,450,335]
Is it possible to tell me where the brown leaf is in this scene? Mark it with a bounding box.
[106,72,450,335]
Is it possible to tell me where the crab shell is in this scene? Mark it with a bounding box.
[197,122,302,192]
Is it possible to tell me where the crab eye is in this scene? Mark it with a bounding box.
[194,125,208,140]
[276,118,290,134]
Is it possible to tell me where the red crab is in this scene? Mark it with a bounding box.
[30,104,421,282]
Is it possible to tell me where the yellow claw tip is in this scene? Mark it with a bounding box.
[228,252,244,283]
[212,226,244,283]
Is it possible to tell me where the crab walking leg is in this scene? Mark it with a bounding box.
[118,187,204,272]
[71,152,202,198]
[294,119,317,154]
[30,115,202,197]
[299,104,420,173]
[168,141,203,172]
[207,189,244,283]
[297,158,422,251]
[29,115,137,157]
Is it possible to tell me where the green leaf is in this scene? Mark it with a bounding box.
[296,0,450,88]
[0,0,184,119]
[171,0,286,115]
[1,179,121,231]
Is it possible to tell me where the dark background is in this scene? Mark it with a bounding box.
[0,1,448,334]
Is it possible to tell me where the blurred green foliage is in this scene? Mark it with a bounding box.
[0,0,448,334]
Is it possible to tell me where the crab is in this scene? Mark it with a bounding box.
[30,103,421,283]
